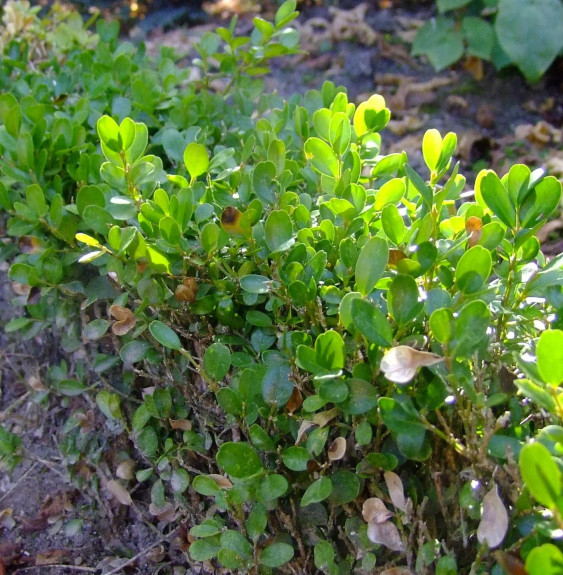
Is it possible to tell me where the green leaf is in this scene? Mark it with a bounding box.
[265,209,294,253]
[314,540,335,570]
[246,503,267,540]
[171,469,190,493]
[341,378,379,415]
[374,178,406,210]
[257,474,288,501]
[83,319,111,340]
[203,343,231,381]
[455,245,492,294]
[120,341,150,364]
[220,529,253,558]
[262,364,293,407]
[422,129,442,172]
[304,137,339,178]
[382,204,406,245]
[496,0,563,82]
[282,446,312,471]
[96,391,122,420]
[189,538,220,561]
[350,299,393,347]
[388,274,421,326]
[249,424,276,452]
[217,442,263,478]
[301,476,332,507]
[329,470,361,505]
[477,170,516,228]
[537,330,563,385]
[149,320,182,351]
[260,542,294,568]
[437,0,471,11]
[519,442,562,509]
[525,543,563,575]
[192,475,220,496]
[462,17,494,60]
[355,237,389,296]
[216,388,243,416]
[430,308,454,344]
[455,300,490,358]
[412,17,464,71]
[240,274,272,294]
[184,142,209,180]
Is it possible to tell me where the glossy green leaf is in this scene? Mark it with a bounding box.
[203,343,231,381]
[304,137,339,178]
[350,299,393,347]
[149,320,182,351]
[388,274,421,326]
[301,476,332,506]
[477,170,516,228]
[260,542,294,568]
[455,245,492,294]
[262,364,293,407]
[355,237,389,296]
[184,142,209,180]
[217,442,263,478]
[265,209,294,253]
[537,329,563,385]
[519,442,562,509]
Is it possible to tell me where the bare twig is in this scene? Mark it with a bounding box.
[13,565,98,574]
[0,462,39,505]
[102,529,177,575]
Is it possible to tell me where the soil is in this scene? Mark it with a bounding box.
[1,1,562,573]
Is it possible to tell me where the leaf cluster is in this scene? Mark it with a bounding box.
[1,1,563,573]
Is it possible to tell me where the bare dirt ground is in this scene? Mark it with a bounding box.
[1,2,562,573]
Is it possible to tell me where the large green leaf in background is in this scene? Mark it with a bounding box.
[496,0,563,82]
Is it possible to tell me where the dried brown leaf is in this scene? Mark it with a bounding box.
[384,471,407,513]
[379,569,415,575]
[380,346,443,384]
[287,386,303,413]
[328,437,347,461]
[169,418,193,431]
[35,550,68,566]
[312,407,339,427]
[295,420,316,445]
[477,484,508,549]
[208,474,233,489]
[148,502,176,522]
[362,497,393,524]
[367,519,405,552]
[106,479,133,506]
[109,305,137,335]
[494,551,527,575]
[116,459,135,480]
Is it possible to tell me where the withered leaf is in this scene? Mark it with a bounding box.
[384,471,408,513]
[116,459,135,480]
[477,484,508,549]
[380,346,443,384]
[362,497,393,524]
[328,437,347,461]
[287,386,303,413]
[106,479,133,506]
[35,550,68,566]
[295,420,316,445]
[169,418,192,431]
[109,305,137,336]
[367,519,405,552]
[208,474,233,489]
[466,216,483,248]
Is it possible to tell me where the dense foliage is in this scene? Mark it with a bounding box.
[413,0,563,81]
[1,1,563,573]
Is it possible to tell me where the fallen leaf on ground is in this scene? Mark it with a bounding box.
[380,346,443,384]
[477,484,508,549]
[35,550,68,566]
[107,479,133,506]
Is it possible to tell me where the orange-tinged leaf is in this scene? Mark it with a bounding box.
[221,206,244,235]
[388,249,407,266]
[287,386,303,413]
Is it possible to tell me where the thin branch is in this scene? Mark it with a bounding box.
[0,462,39,504]
[102,529,177,575]
[13,565,98,574]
